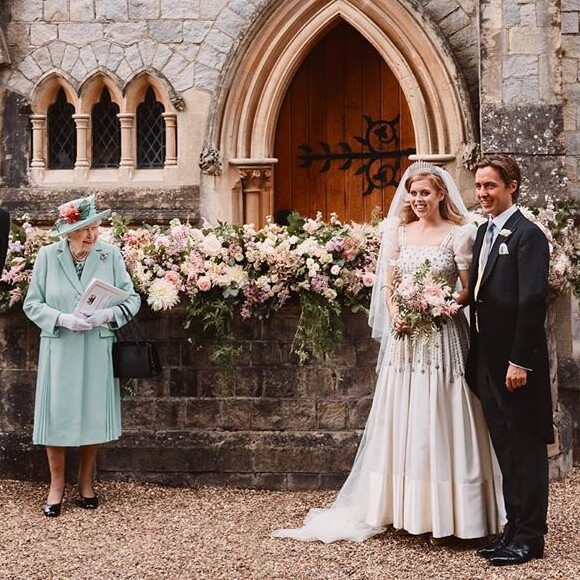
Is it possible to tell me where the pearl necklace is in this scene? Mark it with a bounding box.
[71,248,88,262]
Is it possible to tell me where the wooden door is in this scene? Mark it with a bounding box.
[274,22,415,223]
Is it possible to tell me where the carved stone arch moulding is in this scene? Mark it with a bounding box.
[31,71,78,114]
[78,71,123,115]
[211,0,476,226]
[124,69,177,112]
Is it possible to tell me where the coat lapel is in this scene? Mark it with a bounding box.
[56,239,84,294]
[479,209,523,290]
[80,241,105,286]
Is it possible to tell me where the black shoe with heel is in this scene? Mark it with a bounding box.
[42,500,62,517]
[76,495,99,509]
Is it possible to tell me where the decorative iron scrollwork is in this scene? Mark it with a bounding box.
[298,115,416,196]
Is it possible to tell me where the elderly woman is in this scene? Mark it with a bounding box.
[23,195,140,517]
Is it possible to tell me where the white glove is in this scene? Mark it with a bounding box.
[58,313,92,332]
[84,308,115,328]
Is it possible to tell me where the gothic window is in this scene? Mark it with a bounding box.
[137,86,166,168]
[47,88,76,169]
[91,87,121,168]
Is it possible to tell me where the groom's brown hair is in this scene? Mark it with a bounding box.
[474,154,521,202]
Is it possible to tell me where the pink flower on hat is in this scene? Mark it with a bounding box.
[59,203,80,224]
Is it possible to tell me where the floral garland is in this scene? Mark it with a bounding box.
[0,212,380,367]
[1,202,578,368]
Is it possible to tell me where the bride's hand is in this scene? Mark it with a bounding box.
[392,316,409,335]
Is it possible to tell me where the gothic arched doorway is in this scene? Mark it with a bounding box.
[274,22,415,223]
[213,0,476,228]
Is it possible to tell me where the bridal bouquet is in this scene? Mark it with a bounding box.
[390,259,461,339]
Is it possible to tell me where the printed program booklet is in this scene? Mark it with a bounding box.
[74,278,129,316]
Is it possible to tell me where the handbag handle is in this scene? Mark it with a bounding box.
[116,303,147,342]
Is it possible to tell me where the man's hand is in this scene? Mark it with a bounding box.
[505,364,527,392]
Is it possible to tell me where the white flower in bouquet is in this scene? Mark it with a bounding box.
[147,278,180,310]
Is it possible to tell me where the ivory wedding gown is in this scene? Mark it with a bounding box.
[273,225,505,543]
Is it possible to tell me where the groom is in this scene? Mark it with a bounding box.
[466,154,553,567]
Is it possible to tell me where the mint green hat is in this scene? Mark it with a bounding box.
[52,195,111,237]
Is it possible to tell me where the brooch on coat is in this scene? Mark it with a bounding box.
[100,252,110,262]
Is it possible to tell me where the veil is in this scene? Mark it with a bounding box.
[272,161,473,544]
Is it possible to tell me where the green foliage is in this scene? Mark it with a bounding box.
[185,291,241,378]
[291,292,344,364]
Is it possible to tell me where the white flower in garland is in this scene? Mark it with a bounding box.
[147,278,180,311]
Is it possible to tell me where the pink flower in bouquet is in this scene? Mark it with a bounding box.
[423,284,445,307]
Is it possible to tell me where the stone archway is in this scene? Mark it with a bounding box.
[210,0,477,226]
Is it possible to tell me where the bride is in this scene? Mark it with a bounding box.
[273,161,505,543]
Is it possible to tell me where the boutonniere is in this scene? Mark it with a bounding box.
[100,252,109,262]
[499,228,512,238]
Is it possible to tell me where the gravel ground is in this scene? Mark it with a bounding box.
[1,469,579,580]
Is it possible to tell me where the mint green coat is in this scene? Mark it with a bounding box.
[23,239,141,446]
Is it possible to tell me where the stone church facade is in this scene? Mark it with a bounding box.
[0,1,578,485]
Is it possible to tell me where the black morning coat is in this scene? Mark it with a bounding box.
[466,209,554,444]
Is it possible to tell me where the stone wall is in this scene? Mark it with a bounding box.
[0,301,574,489]
[479,0,566,199]
[0,304,378,489]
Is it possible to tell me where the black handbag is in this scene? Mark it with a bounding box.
[112,304,162,379]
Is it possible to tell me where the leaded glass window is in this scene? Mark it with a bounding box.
[47,88,76,169]
[92,88,120,168]
[137,87,166,168]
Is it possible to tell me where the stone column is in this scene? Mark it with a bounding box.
[72,113,90,180]
[162,112,177,167]
[229,159,277,228]
[29,114,46,168]
[29,115,46,182]
[117,113,135,182]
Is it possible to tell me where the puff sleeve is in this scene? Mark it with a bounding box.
[383,219,402,266]
[452,223,477,271]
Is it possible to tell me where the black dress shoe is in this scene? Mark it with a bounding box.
[42,501,62,517]
[477,524,515,559]
[489,541,544,566]
[76,495,99,509]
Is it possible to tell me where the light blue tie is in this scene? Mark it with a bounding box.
[474,222,495,300]
[480,222,496,268]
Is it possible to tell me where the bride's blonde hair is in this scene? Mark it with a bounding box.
[399,171,465,225]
